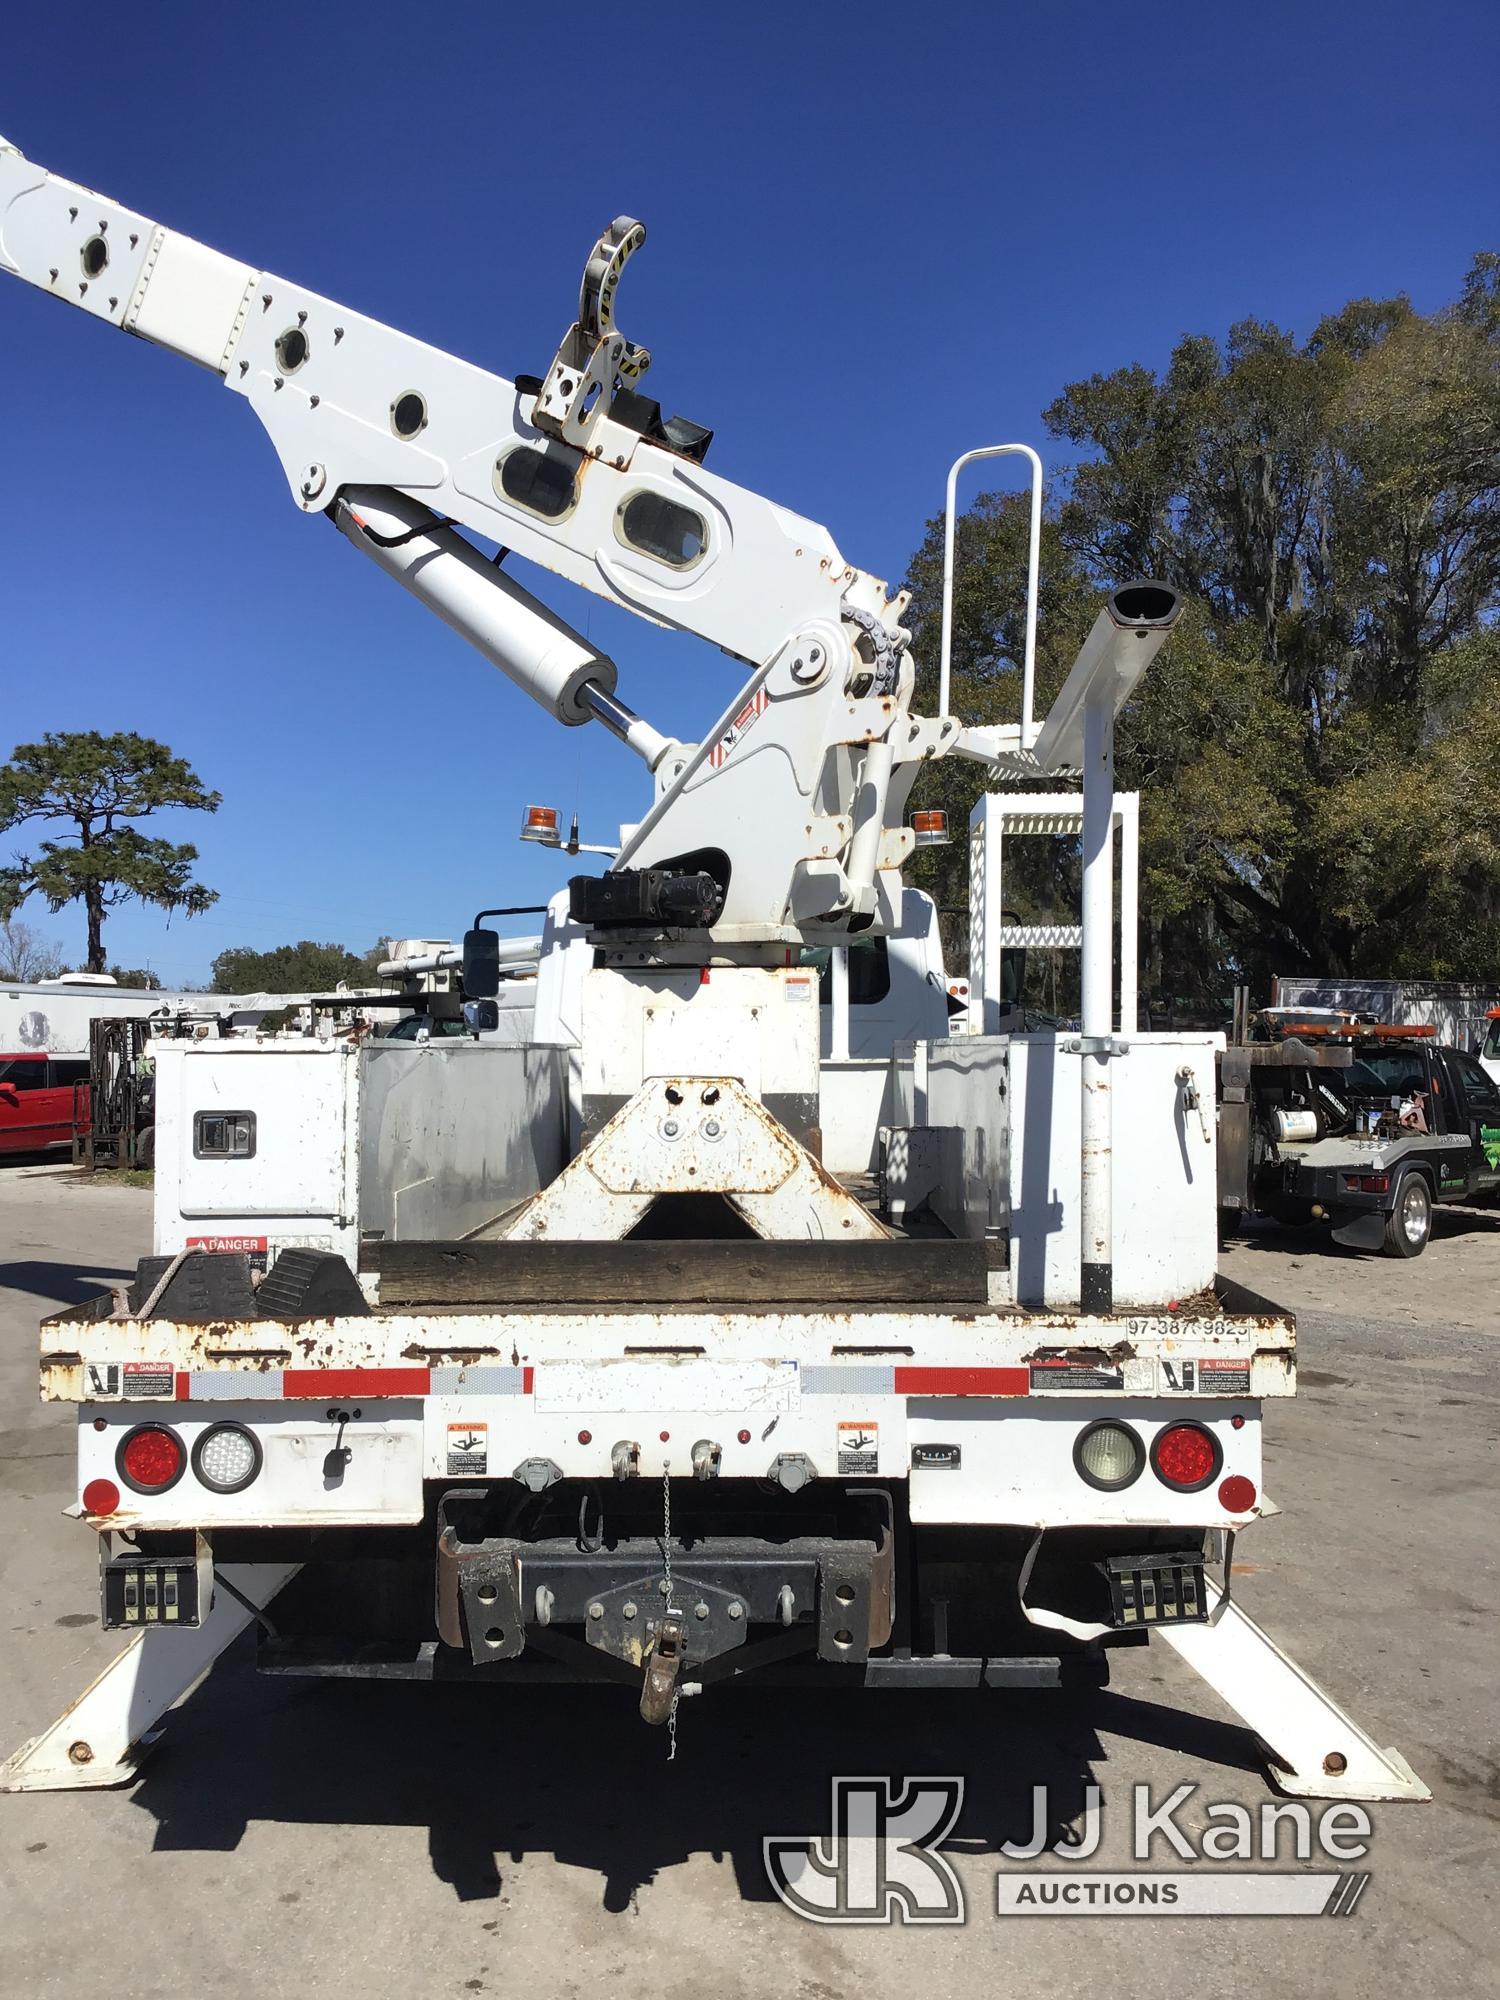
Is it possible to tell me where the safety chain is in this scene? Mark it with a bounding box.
[661,1458,681,1761]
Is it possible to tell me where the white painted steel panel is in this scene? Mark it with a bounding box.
[534,1358,800,1413]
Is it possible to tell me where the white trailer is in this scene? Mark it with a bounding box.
[0,978,302,1057]
[0,138,1426,1804]
[1272,975,1500,1056]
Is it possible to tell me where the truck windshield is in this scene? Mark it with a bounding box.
[1484,1019,1500,1061]
[797,939,892,1006]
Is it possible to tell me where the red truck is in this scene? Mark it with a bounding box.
[0,1053,90,1154]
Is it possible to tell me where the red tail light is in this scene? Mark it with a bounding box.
[117,1424,186,1494]
[1150,1422,1221,1493]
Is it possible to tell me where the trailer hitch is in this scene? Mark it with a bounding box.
[639,1614,686,1725]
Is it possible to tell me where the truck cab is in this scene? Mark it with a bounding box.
[1480,1007,1500,1087]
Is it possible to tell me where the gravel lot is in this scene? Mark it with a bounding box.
[0,1164,1495,1999]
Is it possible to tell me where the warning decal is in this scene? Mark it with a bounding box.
[708,687,770,769]
[837,1421,879,1474]
[123,1362,175,1399]
[1198,1358,1252,1395]
[1029,1359,1124,1392]
[446,1422,488,1475]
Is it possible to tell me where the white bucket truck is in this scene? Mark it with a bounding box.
[0,140,1424,1803]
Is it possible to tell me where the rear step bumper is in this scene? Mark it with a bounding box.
[255,1635,1112,1691]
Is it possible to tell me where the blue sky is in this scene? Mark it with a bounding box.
[2,0,1496,984]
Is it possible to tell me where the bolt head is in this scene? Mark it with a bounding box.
[622,1601,638,1620]
[727,1601,744,1621]
[587,1601,604,1620]
[68,1740,94,1765]
[694,1601,709,1620]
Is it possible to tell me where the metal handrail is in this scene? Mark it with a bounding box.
[938,442,1043,745]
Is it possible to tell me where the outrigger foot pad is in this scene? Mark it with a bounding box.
[1,1563,300,1794]
[1157,1579,1431,1803]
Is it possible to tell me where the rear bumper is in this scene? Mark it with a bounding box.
[75,1382,1269,1534]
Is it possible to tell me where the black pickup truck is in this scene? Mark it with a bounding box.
[1220,1032,1500,1257]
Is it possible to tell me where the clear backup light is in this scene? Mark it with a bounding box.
[1073,1420,1145,1491]
[192,1423,262,1495]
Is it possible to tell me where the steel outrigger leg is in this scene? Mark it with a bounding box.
[1156,1578,1431,1803]
[0,1563,300,1793]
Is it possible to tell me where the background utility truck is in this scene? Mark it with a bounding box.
[0,138,1425,1803]
[1219,1015,1500,1257]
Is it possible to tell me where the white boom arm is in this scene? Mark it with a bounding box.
[0,137,1121,945]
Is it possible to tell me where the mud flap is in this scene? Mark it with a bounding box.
[1330,1208,1385,1251]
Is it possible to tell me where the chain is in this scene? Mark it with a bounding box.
[662,1458,680,1762]
[661,1458,676,1610]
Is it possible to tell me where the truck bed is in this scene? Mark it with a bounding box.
[40,1253,1293,1406]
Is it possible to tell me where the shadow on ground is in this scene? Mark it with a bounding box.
[0,1259,131,1306]
[128,1645,1261,1907]
[1228,1206,1500,1259]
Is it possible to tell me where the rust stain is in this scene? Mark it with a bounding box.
[1022,1340,1137,1366]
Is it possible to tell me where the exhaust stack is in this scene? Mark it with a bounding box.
[1037,583,1183,1315]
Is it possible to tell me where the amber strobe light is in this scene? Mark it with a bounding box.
[520,804,561,844]
[910,808,950,848]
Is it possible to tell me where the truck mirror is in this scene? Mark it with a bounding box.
[464,999,500,1035]
[462,928,501,998]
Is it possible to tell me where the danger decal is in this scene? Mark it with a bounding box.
[1197,1358,1252,1395]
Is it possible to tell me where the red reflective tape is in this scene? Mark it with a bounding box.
[175,1371,191,1401]
[894,1366,1029,1398]
[522,1365,534,1394]
[281,1368,430,1399]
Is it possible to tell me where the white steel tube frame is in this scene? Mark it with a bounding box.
[828,946,851,1063]
[968,791,1140,1035]
[939,444,1043,743]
